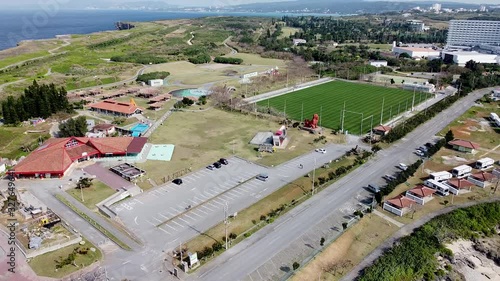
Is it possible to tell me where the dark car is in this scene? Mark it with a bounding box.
[213,162,222,169]
[367,184,381,193]
[425,142,433,148]
[219,158,229,165]
[172,178,183,185]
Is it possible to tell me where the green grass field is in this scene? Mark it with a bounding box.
[257,81,431,134]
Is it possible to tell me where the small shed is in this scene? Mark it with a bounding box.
[373,125,392,136]
[405,185,436,205]
[383,195,416,216]
[468,171,495,188]
[446,178,475,195]
[448,139,480,153]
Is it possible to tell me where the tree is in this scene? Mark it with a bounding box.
[371,144,381,153]
[342,222,348,230]
[292,262,300,270]
[399,53,411,59]
[445,130,454,143]
[320,237,325,246]
[390,78,395,84]
[76,177,93,189]
[59,116,88,137]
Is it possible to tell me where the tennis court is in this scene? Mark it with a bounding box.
[146,144,175,161]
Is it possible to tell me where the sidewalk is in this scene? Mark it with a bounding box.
[373,210,404,227]
[56,191,140,251]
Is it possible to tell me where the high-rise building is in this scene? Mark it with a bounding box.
[432,3,441,12]
[447,20,500,47]
[479,5,487,12]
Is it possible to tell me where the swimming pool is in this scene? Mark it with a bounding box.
[130,123,149,137]
[170,88,210,98]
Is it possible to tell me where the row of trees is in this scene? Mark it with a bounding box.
[359,202,500,281]
[213,57,243,65]
[136,71,170,83]
[375,159,423,203]
[1,81,70,125]
[110,53,168,64]
[188,53,211,64]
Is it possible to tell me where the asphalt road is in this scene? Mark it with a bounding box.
[190,88,494,281]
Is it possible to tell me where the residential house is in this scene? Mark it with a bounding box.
[446,178,475,195]
[468,171,495,188]
[91,124,116,136]
[293,39,307,46]
[383,195,416,216]
[369,60,388,68]
[87,99,144,117]
[448,139,480,153]
[405,185,436,205]
[0,159,8,174]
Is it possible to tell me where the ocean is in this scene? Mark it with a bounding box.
[0,9,339,51]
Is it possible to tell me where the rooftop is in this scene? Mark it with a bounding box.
[448,139,480,150]
[373,125,392,132]
[395,46,438,52]
[447,178,475,189]
[386,195,416,209]
[470,171,495,182]
[408,185,436,198]
[88,100,144,115]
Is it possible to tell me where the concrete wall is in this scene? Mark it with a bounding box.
[383,202,404,216]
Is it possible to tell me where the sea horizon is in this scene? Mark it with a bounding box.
[0,9,342,51]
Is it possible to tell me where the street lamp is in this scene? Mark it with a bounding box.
[224,202,229,250]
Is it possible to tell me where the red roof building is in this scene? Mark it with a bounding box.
[447,178,475,195]
[468,171,495,188]
[383,195,416,216]
[87,99,144,117]
[11,137,147,179]
[405,185,436,205]
[373,125,392,136]
[448,139,480,153]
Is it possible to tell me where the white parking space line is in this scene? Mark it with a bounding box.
[198,194,210,200]
[170,207,182,213]
[231,189,246,196]
[145,220,156,227]
[167,212,176,217]
[158,227,171,235]
[235,187,250,193]
[190,211,204,217]
[191,174,202,179]
[172,220,184,228]
[164,224,177,231]
[204,203,218,210]
[189,199,199,205]
[220,195,233,201]
[159,213,169,219]
[184,214,196,221]
[178,217,190,224]
[212,200,225,207]
[153,217,162,223]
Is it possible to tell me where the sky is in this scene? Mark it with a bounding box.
[3,0,500,8]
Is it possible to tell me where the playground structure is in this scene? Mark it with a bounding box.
[301,113,322,134]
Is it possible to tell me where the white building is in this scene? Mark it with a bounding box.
[491,89,500,102]
[447,20,500,47]
[441,51,500,67]
[369,60,388,68]
[148,79,164,87]
[402,82,436,93]
[432,3,441,13]
[407,20,429,32]
[392,46,440,58]
[293,39,307,46]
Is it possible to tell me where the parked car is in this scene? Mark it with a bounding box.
[206,165,215,170]
[415,150,425,157]
[172,178,183,185]
[367,184,381,193]
[398,163,408,171]
[315,148,326,154]
[425,142,433,148]
[383,174,396,181]
[256,173,269,181]
[419,146,428,152]
[219,158,229,165]
[213,162,222,169]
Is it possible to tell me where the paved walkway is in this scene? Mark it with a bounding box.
[341,197,500,281]
[243,77,333,103]
[56,191,141,251]
[372,210,404,227]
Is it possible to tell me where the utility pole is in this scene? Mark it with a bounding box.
[312,158,317,195]
[341,101,346,132]
[301,102,304,123]
[369,115,374,144]
[380,97,385,124]
[179,241,183,264]
[224,203,229,250]
[319,106,323,128]
[411,88,416,111]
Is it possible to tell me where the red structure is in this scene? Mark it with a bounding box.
[304,114,319,129]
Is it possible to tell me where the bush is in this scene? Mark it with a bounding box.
[292,262,300,270]
[212,242,223,252]
[110,54,167,64]
[244,232,252,238]
[189,53,211,64]
[342,222,348,230]
[260,215,266,221]
[136,71,170,83]
[214,57,243,64]
[229,233,237,239]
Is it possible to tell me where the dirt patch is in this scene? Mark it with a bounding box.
[199,64,233,70]
[441,155,469,166]
[447,239,500,281]
[164,28,187,38]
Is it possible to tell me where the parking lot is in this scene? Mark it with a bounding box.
[110,157,268,237]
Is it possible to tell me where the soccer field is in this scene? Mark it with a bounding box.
[257,81,431,135]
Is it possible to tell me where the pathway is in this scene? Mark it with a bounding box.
[223,36,238,55]
[187,32,194,46]
[372,209,404,227]
[341,197,500,281]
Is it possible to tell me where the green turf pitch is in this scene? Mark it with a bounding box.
[257,81,431,135]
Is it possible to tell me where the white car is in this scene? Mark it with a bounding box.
[398,163,408,171]
[315,148,326,154]
[415,150,425,157]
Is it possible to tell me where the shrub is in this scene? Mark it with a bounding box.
[260,215,266,221]
[136,71,170,83]
[212,242,223,252]
[214,57,243,64]
[292,262,300,270]
[342,222,348,230]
